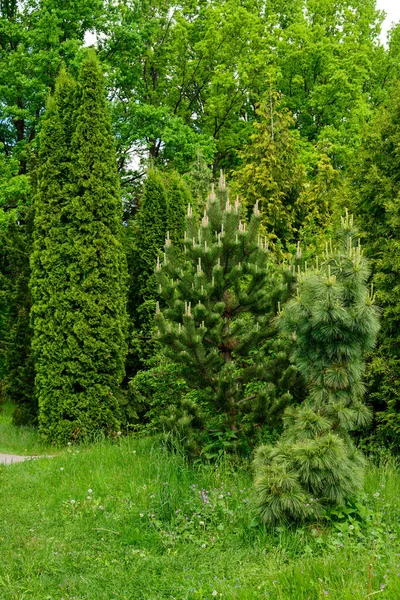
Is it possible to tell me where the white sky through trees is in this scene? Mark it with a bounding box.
[83,2,400,48]
[377,0,400,43]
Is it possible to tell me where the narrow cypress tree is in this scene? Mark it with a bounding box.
[353,84,400,447]
[184,148,212,210]
[31,55,128,443]
[4,210,35,424]
[253,213,379,524]
[166,171,192,247]
[30,71,75,433]
[130,169,169,366]
[137,169,169,297]
[232,97,306,245]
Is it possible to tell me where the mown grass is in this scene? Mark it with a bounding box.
[0,414,399,599]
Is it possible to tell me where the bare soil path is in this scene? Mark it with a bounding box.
[0,453,42,465]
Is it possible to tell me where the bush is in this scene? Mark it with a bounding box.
[253,212,380,524]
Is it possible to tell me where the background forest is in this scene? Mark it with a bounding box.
[1,0,400,527]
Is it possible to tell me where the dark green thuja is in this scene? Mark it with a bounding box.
[253,212,380,524]
[155,173,297,457]
[31,54,127,443]
[354,83,400,448]
[126,170,191,373]
[166,171,192,247]
[129,169,169,367]
[3,210,35,424]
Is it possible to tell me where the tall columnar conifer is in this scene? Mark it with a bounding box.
[31,54,128,443]
[166,171,192,247]
[4,210,35,424]
[253,213,380,524]
[155,173,297,456]
[233,98,342,254]
[130,169,169,366]
[232,97,307,246]
[354,84,400,447]
[137,169,169,296]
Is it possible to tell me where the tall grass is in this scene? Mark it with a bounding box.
[0,402,54,455]
[0,432,399,599]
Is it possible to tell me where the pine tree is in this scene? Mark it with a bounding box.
[31,55,128,443]
[155,173,297,457]
[253,213,380,524]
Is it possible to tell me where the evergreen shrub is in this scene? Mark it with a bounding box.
[155,173,300,457]
[253,212,380,524]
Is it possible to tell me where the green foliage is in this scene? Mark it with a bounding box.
[297,142,345,253]
[0,0,104,174]
[269,0,384,166]
[155,173,298,457]
[183,149,213,210]
[0,0,103,416]
[0,111,34,420]
[100,0,269,175]
[353,83,400,451]
[128,169,169,369]
[98,0,393,180]
[31,54,128,444]
[232,97,308,244]
[232,97,344,250]
[254,213,380,524]
[1,209,35,423]
[128,361,188,433]
[166,171,192,247]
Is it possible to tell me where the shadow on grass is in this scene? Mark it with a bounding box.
[0,402,58,456]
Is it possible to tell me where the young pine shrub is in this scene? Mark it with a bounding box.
[253,212,380,524]
[154,173,298,458]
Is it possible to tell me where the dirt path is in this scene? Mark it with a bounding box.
[0,453,38,465]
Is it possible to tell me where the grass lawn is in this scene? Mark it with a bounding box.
[0,408,399,599]
[0,402,56,456]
